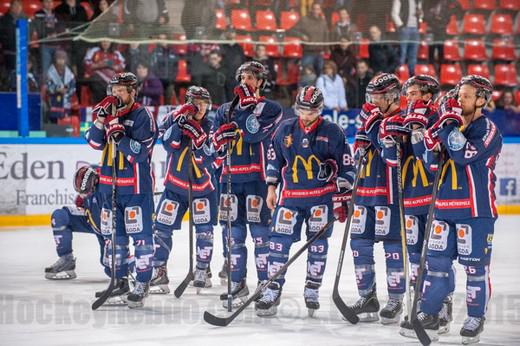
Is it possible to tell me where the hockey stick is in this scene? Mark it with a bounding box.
[331,154,365,325]
[92,136,118,310]
[395,141,412,321]
[224,95,239,312]
[203,217,337,327]
[174,140,195,298]
[410,152,445,346]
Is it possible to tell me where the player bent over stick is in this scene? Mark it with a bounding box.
[256,86,356,317]
[401,75,502,345]
[150,86,218,294]
[85,72,157,308]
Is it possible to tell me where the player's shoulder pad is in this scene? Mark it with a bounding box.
[260,98,283,114]
[272,117,297,139]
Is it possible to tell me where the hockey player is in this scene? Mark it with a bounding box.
[150,86,218,294]
[255,86,355,317]
[347,73,408,324]
[401,75,502,344]
[45,165,106,280]
[85,72,157,309]
[212,61,283,308]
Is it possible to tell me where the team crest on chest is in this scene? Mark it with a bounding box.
[246,114,260,134]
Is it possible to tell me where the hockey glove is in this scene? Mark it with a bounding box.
[74,194,85,208]
[439,95,462,117]
[213,122,238,150]
[403,99,430,129]
[317,159,338,183]
[423,127,441,151]
[173,103,199,128]
[359,102,381,125]
[363,103,383,133]
[234,84,257,108]
[435,111,463,129]
[182,119,208,149]
[93,95,118,120]
[105,116,125,143]
[353,128,371,160]
[379,115,409,141]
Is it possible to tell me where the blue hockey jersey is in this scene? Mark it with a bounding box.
[85,103,158,195]
[213,98,283,183]
[266,117,356,207]
[414,116,502,220]
[160,114,217,197]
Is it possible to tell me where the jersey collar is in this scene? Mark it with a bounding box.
[298,116,323,134]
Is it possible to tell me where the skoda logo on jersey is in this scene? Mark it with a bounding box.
[246,114,260,134]
[302,138,309,148]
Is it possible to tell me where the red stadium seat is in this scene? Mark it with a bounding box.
[280,10,300,31]
[515,90,520,105]
[26,0,42,18]
[386,18,396,33]
[457,0,472,10]
[466,64,490,79]
[235,34,254,57]
[443,39,462,61]
[489,13,514,35]
[417,41,429,61]
[80,86,92,106]
[331,11,340,26]
[499,0,520,10]
[57,115,80,137]
[492,90,503,102]
[462,13,486,35]
[275,60,299,86]
[473,0,496,10]
[176,59,191,83]
[215,9,227,30]
[231,9,253,31]
[419,21,428,34]
[396,64,410,84]
[415,64,436,77]
[358,38,369,59]
[440,64,462,85]
[259,35,280,57]
[446,15,459,35]
[255,10,277,31]
[494,64,518,87]
[80,1,93,20]
[491,38,517,61]
[283,37,303,58]
[173,34,188,55]
[463,38,487,61]
[0,0,10,14]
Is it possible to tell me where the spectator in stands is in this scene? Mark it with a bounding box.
[181,0,217,39]
[292,2,329,78]
[391,0,421,77]
[316,60,347,111]
[93,0,113,19]
[0,0,26,78]
[7,56,39,92]
[32,0,62,75]
[331,35,357,80]
[350,59,373,108]
[333,7,357,41]
[188,38,221,82]
[125,42,147,75]
[220,26,246,101]
[423,0,462,66]
[123,0,169,25]
[150,33,178,105]
[497,90,520,114]
[194,50,228,106]
[135,60,163,107]
[252,44,277,99]
[298,64,317,88]
[45,49,76,122]
[83,40,125,103]
[368,24,399,75]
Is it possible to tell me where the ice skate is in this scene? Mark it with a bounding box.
[220,280,249,309]
[439,295,453,334]
[193,267,212,293]
[303,282,320,317]
[94,278,130,305]
[255,282,282,317]
[347,285,380,322]
[127,281,150,309]
[44,254,76,280]
[218,260,228,286]
[379,296,403,324]
[149,265,170,294]
[460,316,485,345]
[399,312,439,341]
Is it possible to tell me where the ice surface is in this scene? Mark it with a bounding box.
[1,216,519,345]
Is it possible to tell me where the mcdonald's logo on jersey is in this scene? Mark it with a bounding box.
[440,159,459,190]
[402,155,430,188]
[291,154,321,183]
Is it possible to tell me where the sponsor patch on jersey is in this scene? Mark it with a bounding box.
[447,129,467,151]
[374,206,391,236]
[192,198,211,224]
[100,208,112,235]
[274,207,297,235]
[246,114,260,134]
[428,220,449,252]
[308,205,328,233]
[125,206,143,233]
[405,215,419,245]
[219,194,238,222]
[456,223,472,256]
[129,139,141,154]
[350,205,367,234]
[156,199,179,226]
[65,206,86,216]
[123,119,134,127]
[246,195,263,223]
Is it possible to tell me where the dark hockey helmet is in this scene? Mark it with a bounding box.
[402,74,440,98]
[294,85,324,113]
[235,61,269,89]
[186,85,211,104]
[457,74,493,105]
[73,166,99,195]
[366,73,401,103]
[109,72,138,94]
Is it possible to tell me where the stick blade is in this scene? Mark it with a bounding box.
[91,281,115,310]
[332,289,360,324]
[203,311,231,327]
[412,318,432,346]
[173,273,193,298]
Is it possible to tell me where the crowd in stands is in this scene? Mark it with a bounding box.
[0,0,519,131]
